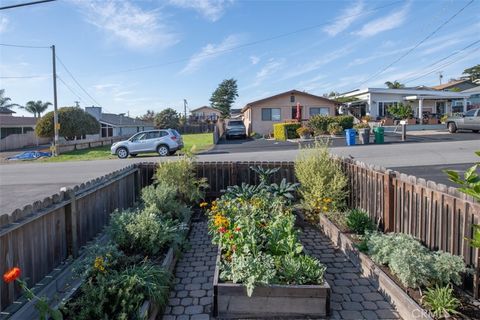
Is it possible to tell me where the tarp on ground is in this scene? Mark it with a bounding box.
[8,151,52,160]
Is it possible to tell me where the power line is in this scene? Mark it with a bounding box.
[356,0,475,87]
[55,55,103,108]
[402,44,480,84]
[0,75,47,79]
[0,0,56,10]
[0,43,49,49]
[57,75,86,105]
[97,1,403,76]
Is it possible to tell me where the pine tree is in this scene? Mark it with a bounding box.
[209,78,238,119]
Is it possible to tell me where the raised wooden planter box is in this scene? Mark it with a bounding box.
[317,214,433,320]
[213,249,331,319]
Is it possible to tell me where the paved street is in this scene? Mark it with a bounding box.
[0,138,478,215]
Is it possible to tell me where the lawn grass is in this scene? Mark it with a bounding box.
[40,133,213,162]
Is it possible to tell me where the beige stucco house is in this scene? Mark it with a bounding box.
[242,90,337,136]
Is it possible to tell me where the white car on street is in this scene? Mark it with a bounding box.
[111,129,183,159]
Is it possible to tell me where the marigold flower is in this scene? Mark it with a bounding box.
[3,267,21,283]
[199,202,208,208]
[94,256,106,272]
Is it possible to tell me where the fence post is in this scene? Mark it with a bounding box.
[383,170,395,232]
[65,190,78,258]
[134,168,141,202]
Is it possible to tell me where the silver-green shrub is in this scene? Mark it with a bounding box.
[295,142,348,217]
[432,251,467,286]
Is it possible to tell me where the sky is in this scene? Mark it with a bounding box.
[0,0,479,118]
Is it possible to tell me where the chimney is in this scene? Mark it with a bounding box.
[85,106,102,120]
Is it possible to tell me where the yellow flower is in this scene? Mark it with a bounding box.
[200,202,208,208]
[213,214,229,228]
[94,256,106,272]
[323,198,332,203]
[322,206,329,212]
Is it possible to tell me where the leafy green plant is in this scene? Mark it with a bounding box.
[422,285,460,319]
[273,123,301,141]
[307,115,353,135]
[444,151,480,201]
[64,261,171,320]
[327,122,343,135]
[367,233,467,289]
[109,209,186,256]
[296,126,312,137]
[276,255,326,285]
[154,156,208,203]
[250,166,280,184]
[295,142,348,219]
[431,251,467,286]
[354,122,370,130]
[346,209,375,235]
[141,182,190,221]
[468,224,480,248]
[387,102,413,119]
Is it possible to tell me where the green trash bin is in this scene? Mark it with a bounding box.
[373,127,384,144]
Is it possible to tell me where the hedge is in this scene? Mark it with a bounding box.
[306,115,354,135]
[273,123,301,141]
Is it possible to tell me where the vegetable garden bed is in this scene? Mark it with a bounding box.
[213,247,331,318]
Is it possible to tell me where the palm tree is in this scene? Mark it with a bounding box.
[385,81,405,89]
[0,89,19,109]
[22,100,52,118]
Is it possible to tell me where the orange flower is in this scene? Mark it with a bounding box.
[3,267,21,283]
[218,227,227,233]
[235,227,241,232]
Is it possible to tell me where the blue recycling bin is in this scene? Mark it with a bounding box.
[345,129,356,146]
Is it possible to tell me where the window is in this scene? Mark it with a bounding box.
[290,94,295,103]
[465,109,476,117]
[291,106,302,119]
[309,107,330,116]
[261,108,281,121]
[378,102,398,117]
[101,123,113,137]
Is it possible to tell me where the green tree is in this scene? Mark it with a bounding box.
[385,81,405,89]
[21,100,52,118]
[137,110,156,123]
[209,78,238,119]
[463,64,480,81]
[0,89,19,109]
[154,108,180,129]
[444,151,480,201]
[35,107,100,140]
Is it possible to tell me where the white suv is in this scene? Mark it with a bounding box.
[111,129,183,159]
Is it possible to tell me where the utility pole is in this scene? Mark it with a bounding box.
[438,71,443,85]
[74,100,80,107]
[183,99,187,133]
[51,45,59,156]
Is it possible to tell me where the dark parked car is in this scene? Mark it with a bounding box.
[225,120,246,139]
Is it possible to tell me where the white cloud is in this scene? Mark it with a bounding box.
[0,16,8,33]
[180,34,242,74]
[169,0,233,22]
[282,46,354,80]
[323,1,364,36]
[353,4,409,37]
[73,0,178,49]
[254,58,285,86]
[250,55,260,65]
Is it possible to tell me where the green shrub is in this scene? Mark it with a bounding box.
[422,285,460,319]
[276,254,326,285]
[307,115,353,135]
[154,156,208,203]
[327,122,343,135]
[109,209,185,256]
[346,209,375,235]
[295,142,348,220]
[367,232,467,289]
[141,183,190,221]
[431,251,467,286]
[273,123,301,141]
[64,261,171,320]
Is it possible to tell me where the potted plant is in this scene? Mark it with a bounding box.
[388,103,414,124]
[327,123,343,137]
[361,115,372,123]
[296,126,312,140]
[354,123,371,144]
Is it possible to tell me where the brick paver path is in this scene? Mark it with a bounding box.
[163,219,401,319]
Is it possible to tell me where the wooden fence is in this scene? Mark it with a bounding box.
[0,165,140,311]
[1,159,479,312]
[138,160,480,297]
[0,132,51,151]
